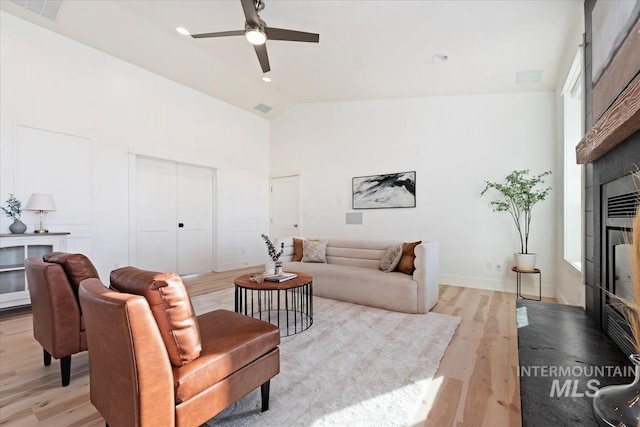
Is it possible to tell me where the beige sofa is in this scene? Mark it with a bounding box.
[276,238,439,314]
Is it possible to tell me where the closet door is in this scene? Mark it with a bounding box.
[135,158,214,275]
[270,175,300,239]
[176,164,213,275]
[136,157,178,272]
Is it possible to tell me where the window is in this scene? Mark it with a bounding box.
[562,50,584,271]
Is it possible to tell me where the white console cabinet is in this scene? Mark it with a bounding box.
[0,233,69,310]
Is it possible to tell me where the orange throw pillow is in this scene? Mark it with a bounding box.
[292,238,304,261]
[396,241,422,275]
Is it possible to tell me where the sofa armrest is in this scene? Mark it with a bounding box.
[413,242,439,313]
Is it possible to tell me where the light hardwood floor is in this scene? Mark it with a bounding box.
[0,268,553,426]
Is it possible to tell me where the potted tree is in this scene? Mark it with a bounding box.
[481,169,551,270]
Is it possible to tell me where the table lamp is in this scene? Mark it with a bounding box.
[25,193,56,233]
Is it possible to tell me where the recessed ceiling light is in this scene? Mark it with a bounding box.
[262,76,271,83]
[176,27,190,36]
[433,54,449,62]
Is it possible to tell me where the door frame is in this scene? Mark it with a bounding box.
[269,172,302,238]
[128,153,217,272]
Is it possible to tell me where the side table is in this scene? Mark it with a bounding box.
[234,272,313,337]
[512,266,541,301]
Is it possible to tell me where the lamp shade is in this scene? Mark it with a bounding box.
[25,193,56,211]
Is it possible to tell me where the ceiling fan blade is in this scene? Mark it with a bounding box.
[266,27,319,43]
[241,0,260,27]
[191,30,245,39]
[253,44,271,73]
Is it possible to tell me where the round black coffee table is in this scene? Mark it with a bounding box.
[234,272,313,337]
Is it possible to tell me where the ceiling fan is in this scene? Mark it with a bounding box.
[191,0,320,73]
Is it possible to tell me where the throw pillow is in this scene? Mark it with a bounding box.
[379,245,402,272]
[396,241,422,275]
[110,267,202,367]
[292,238,304,262]
[302,239,328,263]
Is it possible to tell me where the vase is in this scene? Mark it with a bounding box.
[515,253,537,271]
[9,219,27,234]
[265,261,276,275]
[592,354,640,427]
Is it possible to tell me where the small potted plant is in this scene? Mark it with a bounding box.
[481,169,551,270]
[261,234,284,274]
[2,194,27,234]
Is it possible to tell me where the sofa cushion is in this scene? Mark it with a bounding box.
[283,261,419,313]
[173,309,280,403]
[379,245,402,272]
[110,267,202,367]
[292,238,304,261]
[396,241,422,275]
[302,240,328,263]
[43,252,99,305]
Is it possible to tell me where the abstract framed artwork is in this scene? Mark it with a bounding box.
[352,171,416,209]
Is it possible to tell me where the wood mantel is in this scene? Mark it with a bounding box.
[576,72,640,164]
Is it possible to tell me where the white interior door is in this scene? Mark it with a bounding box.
[270,175,300,239]
[135,157,214,275]
[177,164,213,275]
[136,158,177,272]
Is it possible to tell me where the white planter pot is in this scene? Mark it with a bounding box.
[515,253,537,271]
[265,261,276,275]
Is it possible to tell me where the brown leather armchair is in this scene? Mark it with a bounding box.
[25,252,99,387]
[78,266,280,427]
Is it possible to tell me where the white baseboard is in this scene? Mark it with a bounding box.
[555,287,569,305]
[439,274,555,298]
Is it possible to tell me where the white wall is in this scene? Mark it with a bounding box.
[0,12,270,279]
[554,1,586,306]
[270,93,557,297]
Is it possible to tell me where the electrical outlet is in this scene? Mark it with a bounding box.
[495,263,503,272]
[486,262,493,270]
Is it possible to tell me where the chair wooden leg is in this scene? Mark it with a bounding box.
[260,380,270,412]
[43,349,51,366]
[61,355,71,387]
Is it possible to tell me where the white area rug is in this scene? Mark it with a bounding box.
[191,288,460,427]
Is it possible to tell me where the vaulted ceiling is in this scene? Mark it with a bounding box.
[1,0,582,118]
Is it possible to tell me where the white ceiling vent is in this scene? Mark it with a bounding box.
[254,103,273,113]
[516,70,542,85]
[10,0,63,21]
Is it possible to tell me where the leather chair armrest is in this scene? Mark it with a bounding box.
[80,279,175,426]
[26,258,82,358]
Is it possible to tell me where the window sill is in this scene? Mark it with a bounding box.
[564,258,582,273]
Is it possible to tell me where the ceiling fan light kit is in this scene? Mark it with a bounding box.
[190,0,319,73]
[245,25,266,45]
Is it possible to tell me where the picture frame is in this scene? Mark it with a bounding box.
[352,171,416,209]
